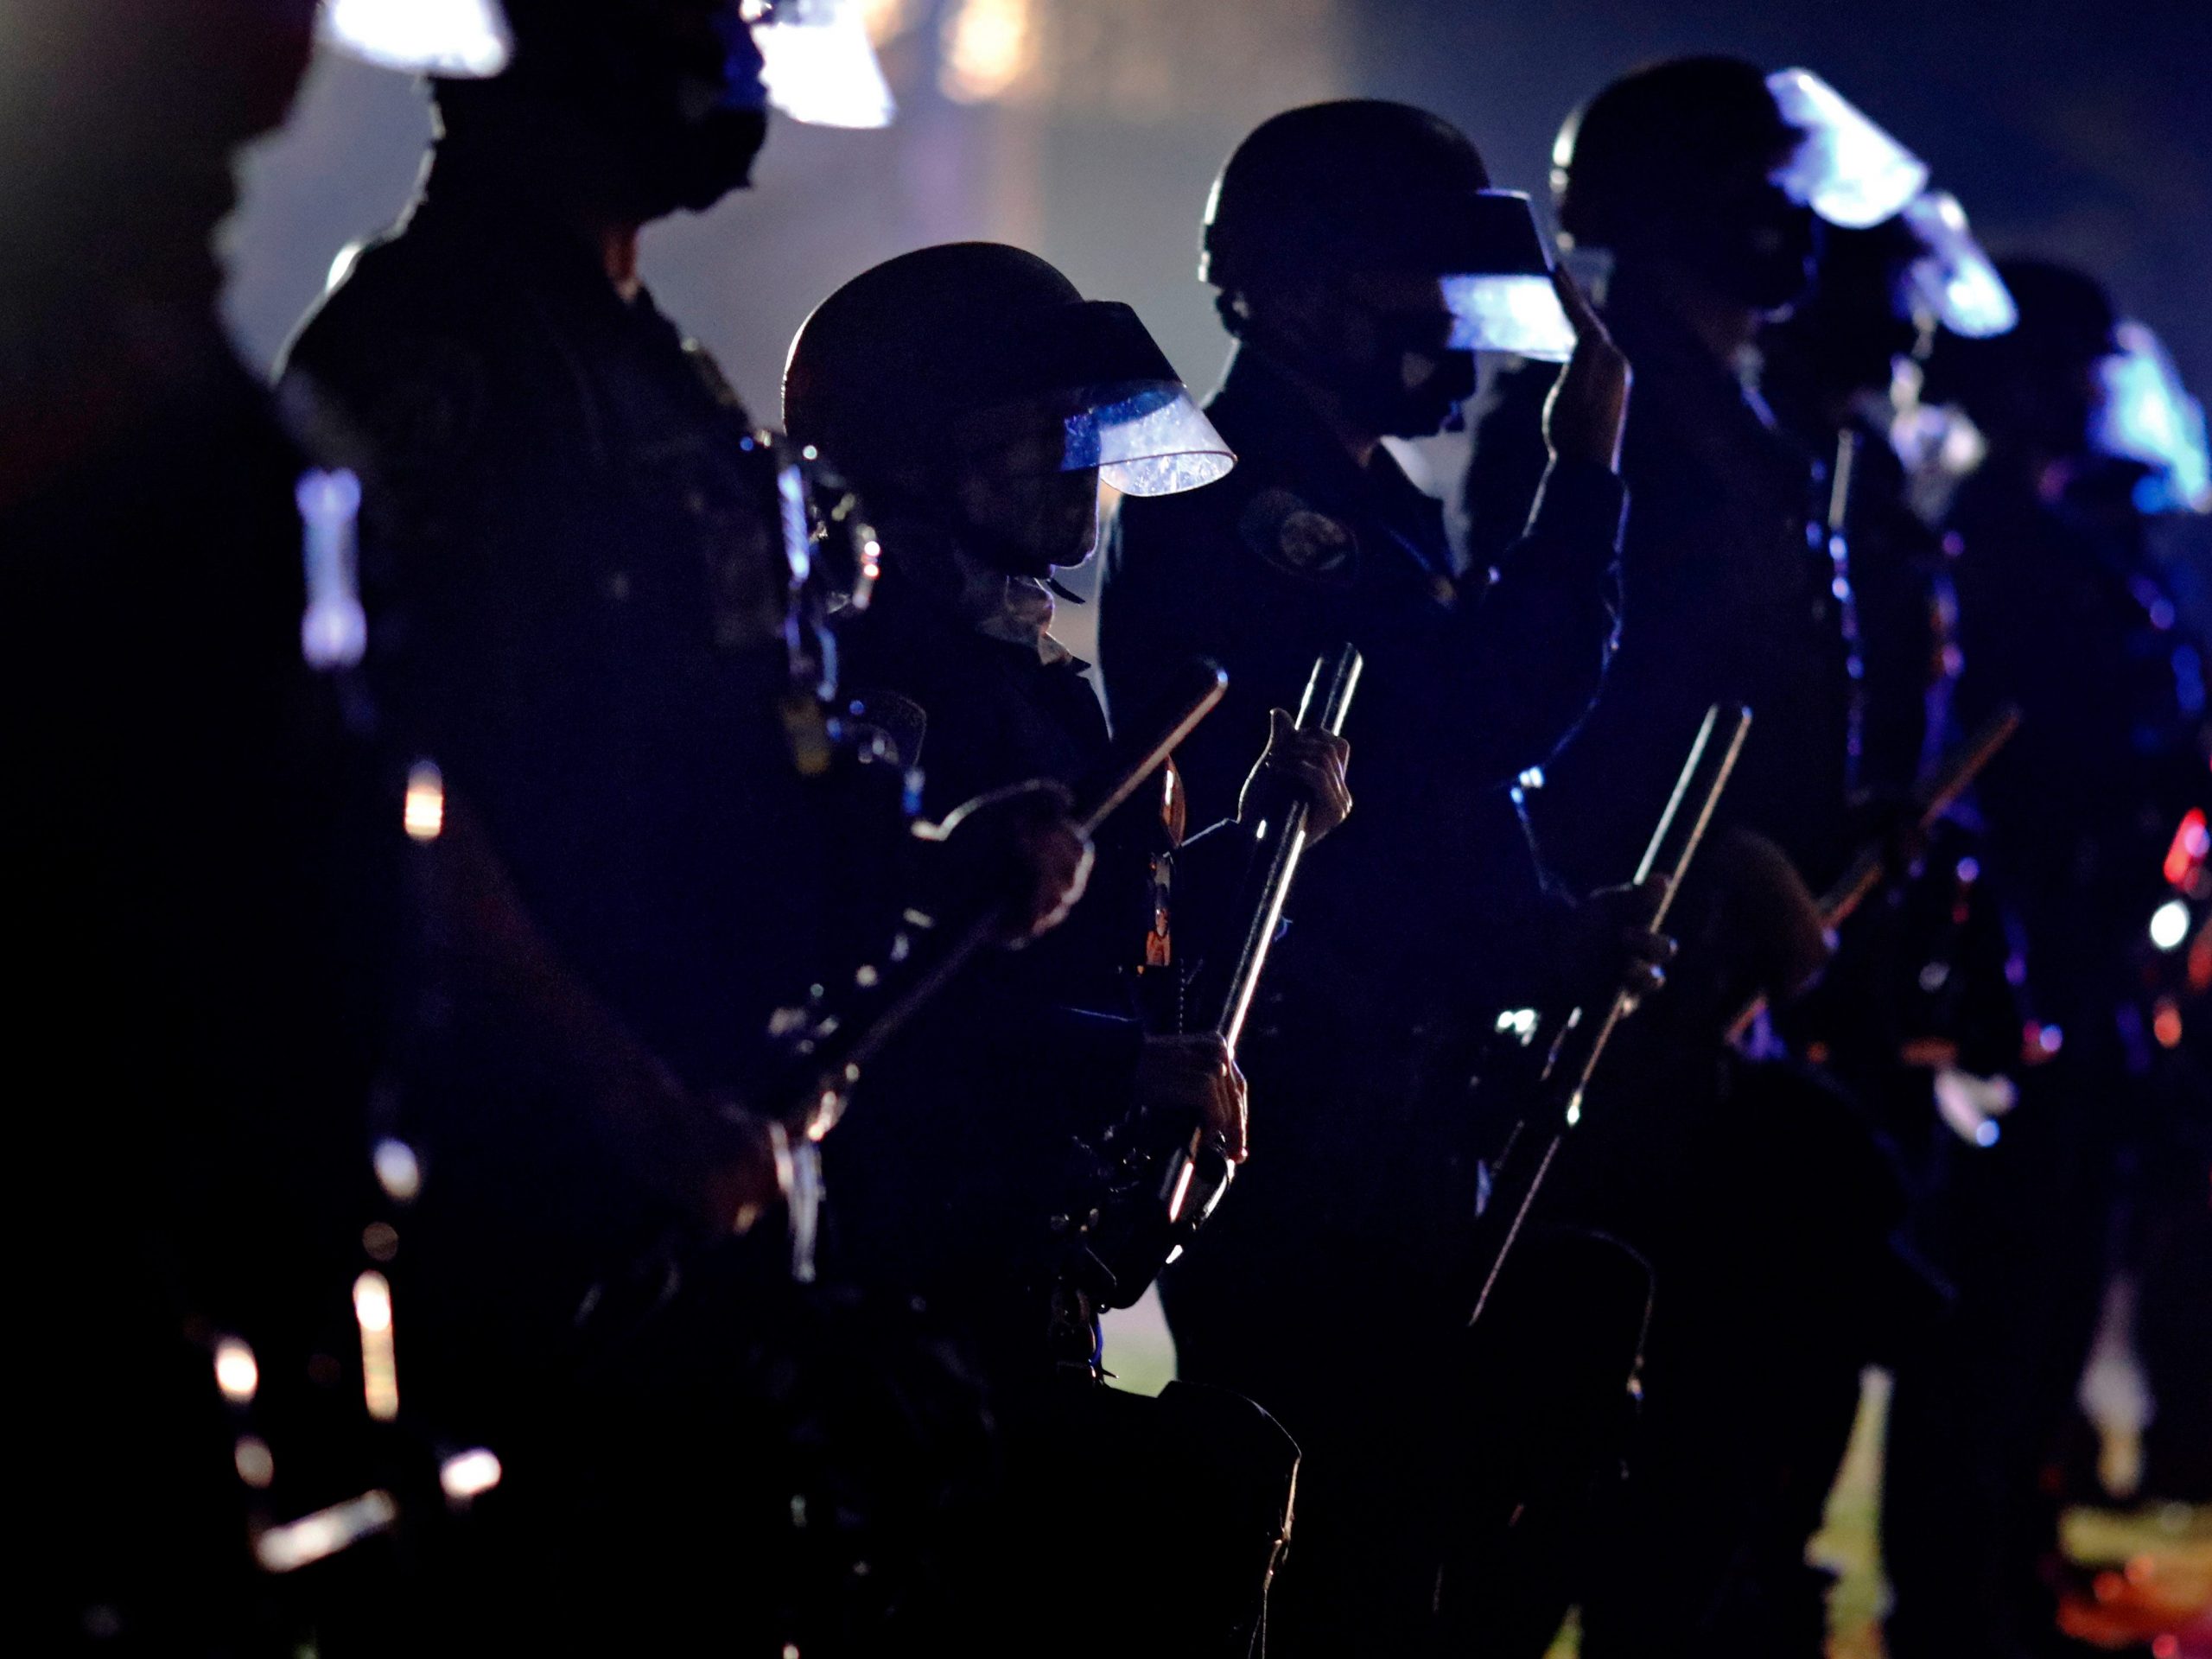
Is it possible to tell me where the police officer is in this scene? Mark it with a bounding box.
[1467,60,1939,1655]
[1097,99,1637,1656]
[2,0,403,1645]
[280,8,1089,1649]
[785,240,1351,1655]
[1885,260,2210,1659]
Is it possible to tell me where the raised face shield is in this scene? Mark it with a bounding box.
[2095,321,2212,515]
[729,0,895,129]
[319,0,512,76]
[1900,192,2017,339]
[321,0,893,128]
[950,302,1234,498]
[1427,191,1579,362]
[1767,67,1929,229]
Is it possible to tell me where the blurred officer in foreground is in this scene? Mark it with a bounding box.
[1100,99,1643,1656]
[1465,59,1948,1656]
[281,5,1090,1649]
[1883,260,2211,1659]
[785,239,1351,1656]
[1759,197,2028,1185]
[2,0,402,1646]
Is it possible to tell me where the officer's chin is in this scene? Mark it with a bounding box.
[1379,391,1463,441]
[646,110,770,215]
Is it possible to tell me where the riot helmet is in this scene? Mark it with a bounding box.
[785,242,1231,579]
[2094,322,2210,514]
[1923,259,2120,461]
[1201,100,1580,438]
[1554,57,1818,314]
[1897,194,2016,340]
[1764,69,1928,232]
[425,0,892,220]
[1770,216,1932,410]
[1772,188,2013,404]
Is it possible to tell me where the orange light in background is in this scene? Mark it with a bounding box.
[861,0,918,42]
[403,760,444,842]
[941,0,1035,103]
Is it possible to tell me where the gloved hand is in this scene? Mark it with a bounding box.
[1238,709,1353,842]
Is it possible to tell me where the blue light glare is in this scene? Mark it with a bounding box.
[1438,275,1578,362]
[2096,321,2212,515]
[296,468,367,671]
[1901,192,2018,339]
[318,0,512,78]
[749,0,898,130]
[1062,384,1234,497]
[1767,68,1930,230]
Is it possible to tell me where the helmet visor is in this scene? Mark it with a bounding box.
[1432,193,1577,361]
[2095,321,2212,514]
[955,383,1234,499]
[939,299,1234,497]
[1440,274,1578,361]
[1900,192,2017,339]
[1767,68,1929,229]
[740,0,896,129]
[1073,383,1236,497]
[319,0,512,77]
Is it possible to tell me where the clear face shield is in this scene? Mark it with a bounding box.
[320,0,896,129]
[1899,191,2018,339]
[947,302,1235,500]
[1766,67,1929,229]
[2094,321,2212,515]
[318,0,512,76]
[1433,191,1580,362]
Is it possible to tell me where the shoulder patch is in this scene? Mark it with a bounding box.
[1239,487,1359,587]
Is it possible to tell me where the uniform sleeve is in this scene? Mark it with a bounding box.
[283,283,740,1253]
[1451,454,1627,779]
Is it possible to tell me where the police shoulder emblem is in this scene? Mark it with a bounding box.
[1239,487,1359,587]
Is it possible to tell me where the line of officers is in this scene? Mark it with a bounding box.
[4,4,2207,1657]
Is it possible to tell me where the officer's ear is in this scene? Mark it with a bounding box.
[1236,275,1359,370]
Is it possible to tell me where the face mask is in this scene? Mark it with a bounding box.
[1269,281,1479,439]
[1358,341,1479,439]
[1686,179,1819,315]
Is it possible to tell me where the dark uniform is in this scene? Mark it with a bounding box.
[1101,341,1626,1655]
[2,2,408,1642]
[1885,444,2208,1659]
[785,240,1308,1657]
[1473,281,1853,895]
[281,146,947,1654]
[830,530,1154,1374]
[1461,246,1961,1659]
[5,270,397,1655]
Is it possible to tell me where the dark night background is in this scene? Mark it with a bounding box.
[225,0,2212,429]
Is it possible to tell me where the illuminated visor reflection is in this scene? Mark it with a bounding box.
[742,0,897,128]
[1440,274,1578,362]
[1900,193,2017,339]
[1767,67,1929,228]
[1065,384,1234,496]
[2096,321,2212,514]
[318,0,512,77]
